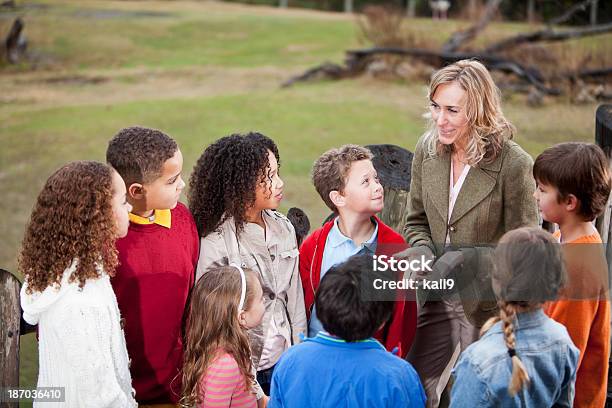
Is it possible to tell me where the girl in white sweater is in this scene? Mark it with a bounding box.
[20,161,137,407]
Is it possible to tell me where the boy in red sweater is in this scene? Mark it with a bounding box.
[533,142,611,408]
[300,144,416,357]
[106,126,199,405]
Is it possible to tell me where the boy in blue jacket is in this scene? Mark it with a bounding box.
[269,255,426,408]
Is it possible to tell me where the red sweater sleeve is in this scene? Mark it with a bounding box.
[375,222,416,357]
[299,232,317,319]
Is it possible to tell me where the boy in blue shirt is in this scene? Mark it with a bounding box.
[300,144,415,355]
[269,255,426,408]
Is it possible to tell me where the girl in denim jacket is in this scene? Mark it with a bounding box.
[450,227,579,407]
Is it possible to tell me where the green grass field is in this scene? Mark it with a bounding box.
[1,0,608,403]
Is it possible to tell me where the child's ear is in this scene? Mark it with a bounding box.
[564,194,579,212]
[238,310,248,327]
[128,183,145,200]
[329,190,345,209]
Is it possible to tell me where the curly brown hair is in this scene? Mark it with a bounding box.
[180,266,260,407]
[106,126,178,186]
[188,132,280,237]
[312,144,373,213]
[19,161,119,293]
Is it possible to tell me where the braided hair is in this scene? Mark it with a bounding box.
[480,227,566,396]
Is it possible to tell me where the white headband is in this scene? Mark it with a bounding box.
[230,263,247,312]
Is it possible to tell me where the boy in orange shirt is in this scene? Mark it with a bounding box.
[533,142,611,408]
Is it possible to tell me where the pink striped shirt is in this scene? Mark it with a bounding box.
[198,351,257,408]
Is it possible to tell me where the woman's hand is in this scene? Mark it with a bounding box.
[393,246,435,280]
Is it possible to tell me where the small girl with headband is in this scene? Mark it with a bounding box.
[450,227,580,407]
[181,265,265,408]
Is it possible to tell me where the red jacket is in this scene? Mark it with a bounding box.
[299,215,416,357]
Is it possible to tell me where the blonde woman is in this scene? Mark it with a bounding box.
[401,59,538,407]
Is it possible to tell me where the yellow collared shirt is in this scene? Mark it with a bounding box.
[129,209,172,229]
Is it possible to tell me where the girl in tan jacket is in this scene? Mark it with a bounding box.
[188,132,307,398]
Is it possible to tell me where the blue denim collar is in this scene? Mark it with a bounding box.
[484,308,547,336]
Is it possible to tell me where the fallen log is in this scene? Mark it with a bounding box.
[282,4,609,103]
[565,67,612,80]
[0,0,16,8]
[281,61,349,88]
[484,22,612,54]
[345,47,561,94]
[285,46,579,95]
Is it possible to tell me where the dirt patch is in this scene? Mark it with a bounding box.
[71,9,174,19]
[39,75,108,85]
[0,65,293,108]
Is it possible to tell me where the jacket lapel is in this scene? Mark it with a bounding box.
[449,152,504,225]
[423,155,450,223]
[449,167,496,224]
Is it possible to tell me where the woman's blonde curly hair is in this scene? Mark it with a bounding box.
[424,59,515,165]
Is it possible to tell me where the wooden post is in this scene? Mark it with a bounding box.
[527,0,536,24]
[1,269,21,408]
[406,0,416,18]
[287,207,311,247]
[593,104,612,407]
[468,0,479,20]
[379,187,411,234]
[595,104,612,262]
[591,0,599,26]
[343,0,353,13]
[4,18,26,64]
[366,144,413,233]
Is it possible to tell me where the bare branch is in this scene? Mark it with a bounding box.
[484,22,612,54]
[441,0,502,53]
[548,0,595,26]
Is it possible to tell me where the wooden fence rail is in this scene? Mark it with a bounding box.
[1,269,21,408]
